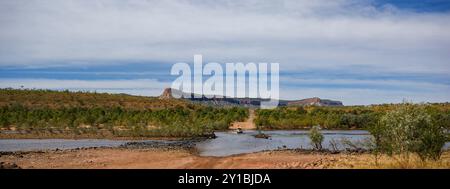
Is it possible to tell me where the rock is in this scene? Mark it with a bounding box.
[202,132,216,139]
[158,88,343,107]
[286,97,343,106]
[121,138,205,150]
[159,88,174,99]
[236,128,243,134]
[254,133,271,139]
[0,162,21,169]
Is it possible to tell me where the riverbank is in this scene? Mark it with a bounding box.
[1,147,449,169]
[0,132,206,140]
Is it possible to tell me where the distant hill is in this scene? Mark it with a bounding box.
[281,97,344,106]
[159,88,343,107]
[0,88,343,110]
[0,88,189,110]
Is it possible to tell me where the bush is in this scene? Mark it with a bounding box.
[308,126,324,150]
[0,98,249,137]
[372,103,446,160]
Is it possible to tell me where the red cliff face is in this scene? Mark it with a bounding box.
[159,88,188,99]
[286,97,342,106]
[158,88,343,106]
[307,97,321,104]
[159,88,173,99]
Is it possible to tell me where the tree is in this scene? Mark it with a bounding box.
[308,125,324,150]
[374,103,447,161]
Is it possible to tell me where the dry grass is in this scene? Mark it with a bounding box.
[0,88,189,110]
[331,151,450,169]
[1,148,449,169]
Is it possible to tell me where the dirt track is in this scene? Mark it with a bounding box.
[229,109,256,130]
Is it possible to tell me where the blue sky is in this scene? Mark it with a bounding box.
[1,0,450,105]
[372,0,450,12]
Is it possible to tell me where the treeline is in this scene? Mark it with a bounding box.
[0,89,248,137]
[255,104,450,130]
[305,103,448,161]
[0,104,248,137]
[0,88,188,110]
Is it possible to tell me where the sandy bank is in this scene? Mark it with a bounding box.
[1,148,449,169]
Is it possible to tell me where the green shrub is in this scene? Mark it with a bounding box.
[0,102,248,137]
[372,103,446,160]
[308,125,324,150]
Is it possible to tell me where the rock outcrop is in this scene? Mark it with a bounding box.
[159,88,173,99]
[158,88,343,107]
[285,97,343,106]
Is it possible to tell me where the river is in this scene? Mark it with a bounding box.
[1,130,449,157]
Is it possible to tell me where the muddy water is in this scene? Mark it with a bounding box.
[196,130,372,156]
[1,130,449,157]
[196,130,450,156]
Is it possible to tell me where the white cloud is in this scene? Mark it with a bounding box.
[1,0,450,104]
[0,0,449,74]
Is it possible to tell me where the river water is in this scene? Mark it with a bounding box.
[0,139,127,152]
[196,130,372,156]
[1,130,449,157]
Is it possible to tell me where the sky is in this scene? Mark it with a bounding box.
[1,0,450,105]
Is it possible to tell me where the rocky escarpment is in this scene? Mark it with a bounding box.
[283,97,343,106]
[159,88,343,107]
[159,88,173,99]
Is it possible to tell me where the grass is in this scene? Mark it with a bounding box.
[0,88,189,110]
[331,151,450,169]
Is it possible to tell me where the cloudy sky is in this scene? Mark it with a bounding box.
[1,0,450,105]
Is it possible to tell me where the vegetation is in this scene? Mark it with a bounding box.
[0,88,188,110]
[255,104,450,130]
[369,103,447,161]
[308,126,324,150]
[0,89,248,138]
[257,103,450,161]
[331,152,450,169]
